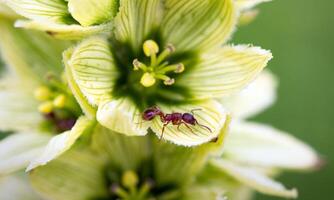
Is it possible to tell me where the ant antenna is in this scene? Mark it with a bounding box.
[190,108,203,115]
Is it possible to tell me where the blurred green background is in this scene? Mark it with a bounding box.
[233,0,334,199]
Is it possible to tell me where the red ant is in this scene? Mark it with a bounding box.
[141,106,212,140]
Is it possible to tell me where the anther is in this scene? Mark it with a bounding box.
[38,101,53,114]
[175,63,185,73]
[133,59,143,71]
[166,44,175,53]
[140,73,156,87]
[34,86,52,101]
[143,40,159,57]
[53,94,66,108]
[164,78,175,85]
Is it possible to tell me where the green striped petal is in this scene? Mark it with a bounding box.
[210,159,298,198]
[0,3,20,19]
[224,121,320,170]
[68,0,118,27]
[220,70,278,119]
[0,132,50,175]
[97,98,149,136]
[91,124,150,171]
[3,0,71,24]
[161,0,236,52]
[114,0,163,52]
[30,148,107,200]
[236,0,272,11]
[66,36,118,106]
[0,175,41,200]
[27,116,95,171]
[150,100,228,146]
[15,20,113,40]
[178,45,272,99]
[0,75,42,131]
[0,17,68,83]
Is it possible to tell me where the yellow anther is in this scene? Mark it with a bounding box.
[38,101,53,114]
[133,59,147,71]
[122,170,139,189]
[164,78,175,85]
[175,63,185,73]
[143,40,159,57]
[140,72,156,87]
[53,94,66,108]
[34,86,52,101]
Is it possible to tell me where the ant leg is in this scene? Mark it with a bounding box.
[160,122,170,140]
[196,121,212,133]
[183,123,195,134]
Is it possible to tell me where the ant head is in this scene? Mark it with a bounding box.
[182,113,196,125]
[142,106,162,121]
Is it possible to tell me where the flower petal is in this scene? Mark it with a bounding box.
[68,0,118,26]
[210,159,298,198]
[91,124,151,170]
[15,19,113,40]
[161,0,236,52]
[97,98,149,136]
[0,3,20,19]
[30,149,107,200]
[114,0,163,52]
[66,36,118,106]
[0,175,41,200]
[150,100,228,146]
[220,70,278,119]
[27,116,95,171]
[0,132,50,175]
[224,121,320,170]
[236,0,272,11]
[0,18,68,82]
[3,0,71,23]
[177,45,272,99]
[0,75,42,131]
[182,185,224,200]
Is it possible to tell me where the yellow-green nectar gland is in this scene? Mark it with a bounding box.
[134,40,184,87]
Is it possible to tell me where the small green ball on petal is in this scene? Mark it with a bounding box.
[140,73,156,87]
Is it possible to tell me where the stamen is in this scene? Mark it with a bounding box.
[140,72,156,87]
[38,101,53,114]
[133,59,147,71]
[143,40,159,57]
[156,63,184,74]
[156,44,175,65]
[53,94,66,108]
[155,74,175,86]
[34,86,52,101]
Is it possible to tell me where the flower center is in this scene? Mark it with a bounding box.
[33,73,81,133]
[133,40,185,88]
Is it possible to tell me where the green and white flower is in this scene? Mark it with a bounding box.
[0,14,95,174]
[65,0,272,146]
[1,0,119,40]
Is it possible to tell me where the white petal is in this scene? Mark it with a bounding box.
[27,116,95,171]
[150,100,228,146]
[236,0,272,11]
[4,0,69,23]
[15,20,113,40]
[0,75,42,131]
[211,159,298,198]
[224,121,320,170]
[97,98,149,136]
[66,36,118,106]
[0,132,50,175]
[162,0,237,52]
[220,70,278,119]
[0,175,41,200]
[177,45,272,99]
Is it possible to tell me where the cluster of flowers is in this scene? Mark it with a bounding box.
[0,0,319,199]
